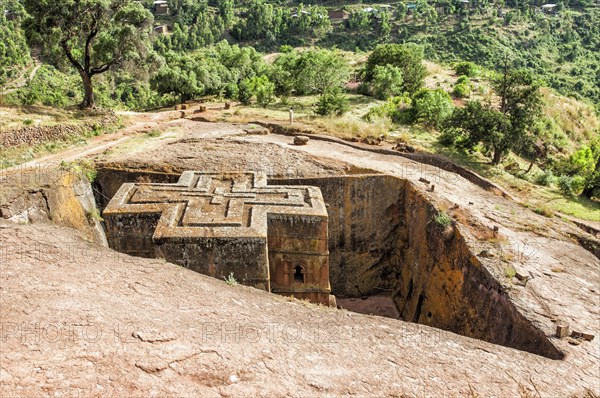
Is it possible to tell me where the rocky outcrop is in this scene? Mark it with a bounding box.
[0,169,107,245]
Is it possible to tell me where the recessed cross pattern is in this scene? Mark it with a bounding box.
[104,171,327,240]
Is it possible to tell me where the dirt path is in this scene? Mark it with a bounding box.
[0,60,42,95]
[1,109,182,176]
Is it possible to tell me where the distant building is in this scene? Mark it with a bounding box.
[154,0,169,16]
[540,3,558,14]
[457,0,471,10]
[328,9,349,21]
[434,2,448,15]
[291,10,310,18]
[4,10,16,21]
[153,25,169,35]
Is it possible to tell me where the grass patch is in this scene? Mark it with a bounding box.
[434,211,453,229]
[224,272,238,286]
[86,208,104,223]
[59,160,97,182]
[505,265,516,279]
[533,205,555,218]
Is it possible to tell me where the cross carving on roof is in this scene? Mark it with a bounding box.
[103,171,328,240]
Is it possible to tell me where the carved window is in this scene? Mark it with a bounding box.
[294,265,305,283]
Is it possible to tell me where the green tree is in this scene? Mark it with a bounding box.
[0,0,30,86]
[364,43,427,94]
[396,2,408,19]
[372,64,404,99]
[453,75,471,98]
[314,87,349,116]
[238,78,254,105]
[445,67,542,164]
[24,0,154,109]
[272,49,350,96]
[249,75,275,107]
[455,61,478,77]
[151,64,203,104]
[412,88,454,127]
[218,0,234,28]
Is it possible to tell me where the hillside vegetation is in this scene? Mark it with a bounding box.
[1,0,598,217]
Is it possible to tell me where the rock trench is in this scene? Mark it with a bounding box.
[91,166,564,360]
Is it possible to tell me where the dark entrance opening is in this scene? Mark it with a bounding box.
[294,265,304,283]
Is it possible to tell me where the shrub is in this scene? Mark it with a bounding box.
[237,79,253,105]
[454,61,478,77]
[571,175,586,195]
[250,75,275,108]
[536,170,555,186]
[372,64,404,100]
[224,272,238,286]
[364,95,412,123]
[453,83,471,98]
[315,87,349,116]
[438,127,462,146]
[412,88,454,128]
[434,211,453,229]
[364,43,427,94]
[453,75,471,98]
[557,175,585,197]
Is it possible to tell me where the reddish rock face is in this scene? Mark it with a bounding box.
[102,171,332,305]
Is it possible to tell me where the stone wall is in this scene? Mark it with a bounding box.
[271,175,405,297]
[396,183,562,359]
[1,124,88,148]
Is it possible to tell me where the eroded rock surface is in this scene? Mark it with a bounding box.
[1,221,598,397]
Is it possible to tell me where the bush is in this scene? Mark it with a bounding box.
[454,61,478,77]
[557,175,586,197]
[412,88,454,128]
[438,127,462,146]
[372,64,404,100]
[453,75,471,98]
[250,75,275,107]
[364,95,412,123]
[456,75,470,85]
[572,175,587,195]
[364,43,427,94]
[237,79,254,105]
[536,170,555,186]
[315,87,349,116]
[271,48,350,96]
[434,211,453,229]
[453,83,471,98]
[6,65,81,107]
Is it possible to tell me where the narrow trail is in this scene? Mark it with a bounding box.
[1,109,181,176]
[0,59,42,95]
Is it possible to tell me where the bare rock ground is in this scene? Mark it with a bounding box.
[1,221,598,397]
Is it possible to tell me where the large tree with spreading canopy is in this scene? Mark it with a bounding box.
[24,0,154,108]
